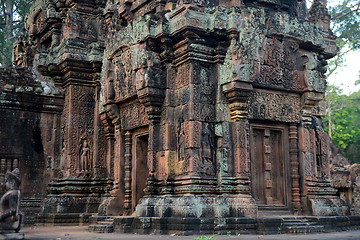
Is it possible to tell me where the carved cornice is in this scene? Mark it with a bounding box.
[57,59,102,87]
[172,36,227,66]
[137,86,165,122]
[99,112,115,139]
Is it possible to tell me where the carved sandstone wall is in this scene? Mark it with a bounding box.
[1,0,357,226]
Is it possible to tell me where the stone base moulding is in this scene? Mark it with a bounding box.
[135,194,257,218]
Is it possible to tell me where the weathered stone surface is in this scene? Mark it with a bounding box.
[0,0,357,233]
[0,169,22,233]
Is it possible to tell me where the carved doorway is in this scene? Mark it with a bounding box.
[250,124,290,209]
[132,132,149,212]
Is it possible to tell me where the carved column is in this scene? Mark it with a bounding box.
[299,92,321,213]
[222,80,253,193]
[299,91,340,215]
[100,113,115,179]
[289,124,301,214]
[106,131,115,179]
[137,85,165,193]
[112,119,121,195]
[124,131,132,214]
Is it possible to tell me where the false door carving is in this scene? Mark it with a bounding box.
[131,132,149,212]
[250,124,290,208]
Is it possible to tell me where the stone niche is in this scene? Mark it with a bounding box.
[1,0,357,232]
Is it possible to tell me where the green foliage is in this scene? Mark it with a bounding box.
[0,0,34,66]
[327,0,360,78]
[278,222,283,231]
[329,0,360,49]
[324,85,360,163]
[323,1,360,163]
[195,235,216,240]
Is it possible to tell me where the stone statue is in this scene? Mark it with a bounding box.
[0,168,22,232]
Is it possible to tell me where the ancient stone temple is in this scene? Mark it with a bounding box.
[1,0,360,234]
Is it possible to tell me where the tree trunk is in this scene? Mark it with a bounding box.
[328,110,332,139]
[3,0,14,66]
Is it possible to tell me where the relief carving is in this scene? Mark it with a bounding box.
[303,152,315,177]
[248,90,300,123]
[199,123,215,176]
[112,47,136,100]
[79,138,92,172]
[201,123,212,162]
[177,118,185,163]
[184,121,201,149]
[119,101,149,130]
[32,10,43,35]
[220,34,251,85]
[4,0,345,222]
[315,130,330,178]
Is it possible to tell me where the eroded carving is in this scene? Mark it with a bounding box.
[0,169,22,232]
[248,90,300,123]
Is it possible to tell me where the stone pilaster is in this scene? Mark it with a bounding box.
[123,131,132,215]
[222,80,253,190]
[100,113,115,179]
[289,124,301,214]
[299,91,345,215]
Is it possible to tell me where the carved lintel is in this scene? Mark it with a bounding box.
[222,80,253,121]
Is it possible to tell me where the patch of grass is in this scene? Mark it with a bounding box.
[195,234,216,240]
[278,222,283,231]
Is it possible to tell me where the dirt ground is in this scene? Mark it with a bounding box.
[16,226,360,240]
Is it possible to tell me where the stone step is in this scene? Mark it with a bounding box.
[281,217,325,234]
[103,218,115,222]
[283,219,312,224]
[88,216,115,233]
[88,224,114,233]
[284,225,324,234]
[97,221,113,225]
[96,219,114,224]
[258,211,292,217]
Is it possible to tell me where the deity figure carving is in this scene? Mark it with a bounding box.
[0,168,22,232]
[80,139,92,172]
[177,119,185,163]
[201,123,215,175]
[201,123,212,163]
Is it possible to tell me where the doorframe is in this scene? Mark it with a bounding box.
[249,122,291,210]
[131,129,149,212]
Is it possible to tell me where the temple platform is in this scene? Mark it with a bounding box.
[88,215,360,235]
